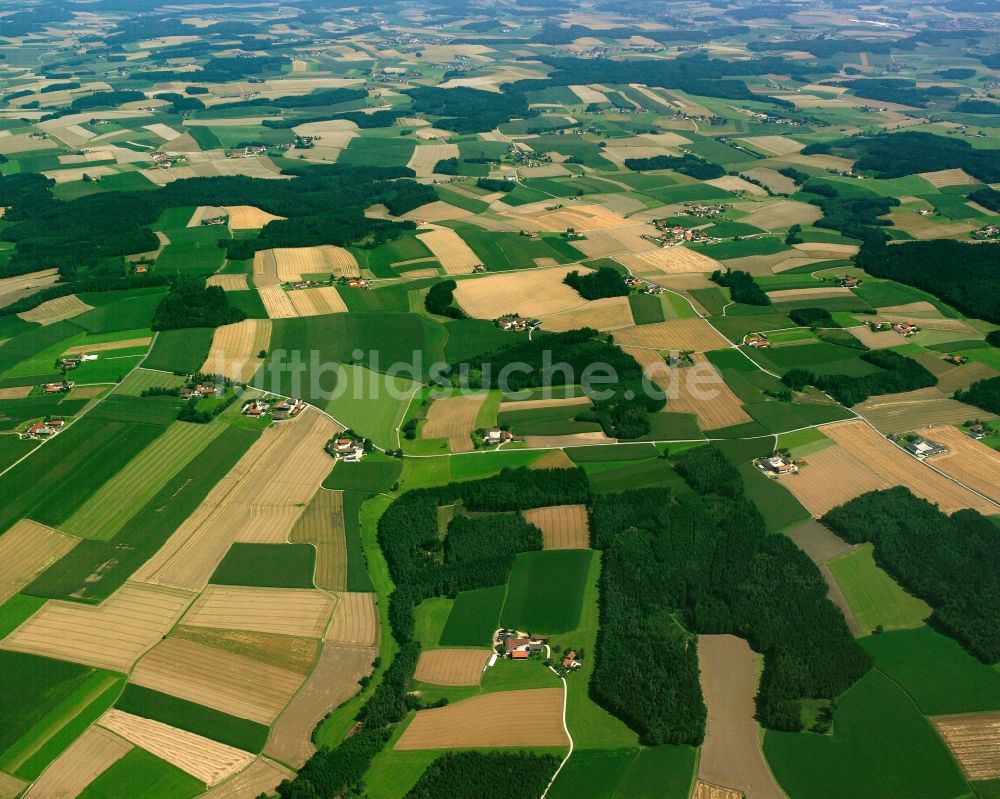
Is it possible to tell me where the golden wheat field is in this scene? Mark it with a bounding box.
[416,228,482,274]
[921,426,1000,505]
[931,713,1000,780]
[539,295,635,333]
[452,265,589,319]
[0,582,195,672]
[406,143,460,177]
[201,319,272,383]
[522,504,590,549]
[287,286,349,317]
[289,489,348,592]
[269,246,358,281]
[182,586,335,639]
[0,519,79,606]
[326,592,379,646]
[413,648,491,686]
[225,205,285,230]
[420,394,486,453]
[616,246,722,275]
[16,295,93,325]
[614,318,728,352]
[257,285,298,318]
[23,726,132,799]
[199,758,295,799]
[129,637,305,724]
[252,249,280,288]
[206,274,249,291]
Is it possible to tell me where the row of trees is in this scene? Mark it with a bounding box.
[823,488,1000,662]
[622,154,725,179]
[589,449,871,743]
[782,349,937,406]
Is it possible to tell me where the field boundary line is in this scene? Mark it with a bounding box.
[539,671,572,799]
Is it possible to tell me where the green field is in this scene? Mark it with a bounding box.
[500,550,594,634]
[739,463,812,532]
[324,456,402,493]
[439,584,507,647]
[116,368,187,396]
[143,328,214,373]
[76,748,205,799]
[0,594,45,639]
[155,226,229,274]
[115,684,270,752]
[547,745,697,799]
[827,544,932,634]
[413,597,454,649]
[498,404,603,436]
[209,542,316,588]
[765,670,970,799]
[456,229,585,271]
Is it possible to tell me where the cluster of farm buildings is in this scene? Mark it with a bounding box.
[241,396,307,421]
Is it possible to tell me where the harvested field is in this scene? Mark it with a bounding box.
[512,204,630,233]
[738,201,821,231]
[200,758,294,799]
[741,167,797,195]
[853,389,995,433]
[16,295,93,326]
[570,224,658,259]
[289,489,347,592]
[1,582,194,672]
[625,348,750,430]
[269,246,358,282]
[789,421,997,515]
[931,712,1000,780]
[170,626,319,676]
[522,432,615,448]
[614,318,728,352]
[452,265,589,319]
[922,426,1000,505]
[182,586,334,639]
[918,169,978,188]
[417,228,482,274]
[523,504,590,549]
[252,250,280,288]
[692,782,743,799]
[402,201,472,223]
[394,688,568,750]
[62,337,152,356]
[406,144,460,178]
[129,637,305,724]
[413,648,490,686]
[0,774,24,799]
[206,274,248,291]
[24,726,132,799]
[706,176,768,196]
[0,269,59,309]
[264,643,376,768]
[202,319,272,383]
[326,592,379,646]
[539,295,634,333]
[99,709,253,786]
[767,286,853,302]
[421,394,487,453]
[187,206,226,227]
[225,206,284,230]
[740,135,805,156]
[615,246,722,275]
[0,519,78,605]
[134,410,340,591]
[0,385,33,399]
[845,325,910,350]
[784,520,853,564]
[529,449,576,469]
[697,635,785,799]
[500,395,591,413]
[793,242,859,256]
[287,287,349,317]
[257,285,297,319]
[935,361,999,394]
[568,84,610,104]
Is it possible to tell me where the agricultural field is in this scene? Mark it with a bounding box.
[3,2,1000,796]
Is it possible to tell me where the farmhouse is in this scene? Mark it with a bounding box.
[496,315,540,332]
[242,399,268,416]
[329,437,366,461]
[905,437,948,459]
[271,398,306,420]
[484,427,513,445]
[22,421,62,440]
[893,321,920,337]
[745,334,770,349]
[497,630,547,660]
[43,380,74,394]
[757,455,799,475]
[838,276,863,288]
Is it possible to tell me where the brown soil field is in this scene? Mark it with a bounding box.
[935,361,999,394]
[417,228,482,274]
[182,586,334,639]
[740,135,805,156]
[99,709,254,786]
[738,200,822,231]
[792,242,859,256]
[289,489,348,592]
[225,205,284,230]
[530,450,577,469]
[129,638,305,724]
[0,519,79,606]
[614,318,728,352]
[0,269,59,309]
[706,176,768,196]
[692,782,743,799]
[931,712,1000,780]
[918,169,978,188]
[767,286,853,302]
[453,265,589,319]
[252,250,280,288]
[500,395,591,413]
[287,286,349,317]
[394,688,568,750]
[421,394,486,453]
[783,520,854,564]
[805,421,996,514]
[1,582,194,672]
[326,592,379,646]
[170,626,319,675]
[264,644,376,768]
[414,648,491,686]
[0,386,33,399]
[625,348,750,430]
[877,300,940,317]
[516,204,631,233]
[539,295,635,333]
[697,635,786,799]
[200,758,295,799]
[853,390,995,433]
[523,504,590,549]
[846,325,909,350]
[65,385,105,400]
[0,773,24,799]
[134,410,339,591]
[922,426,1000,505]
[206,274,249,291]
[24,726,132,799]
[741,167,797,195]
[201,319,272,383]
[571,224,659,259]
[616,246,722,275]
[257,285,298,319]
[406,143,460,178]
[17,295,93,325]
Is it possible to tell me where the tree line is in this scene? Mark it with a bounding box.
[782,349,937,406]
[403,752,560,799]
[623,154,725,179]
[823,487,1000,662]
